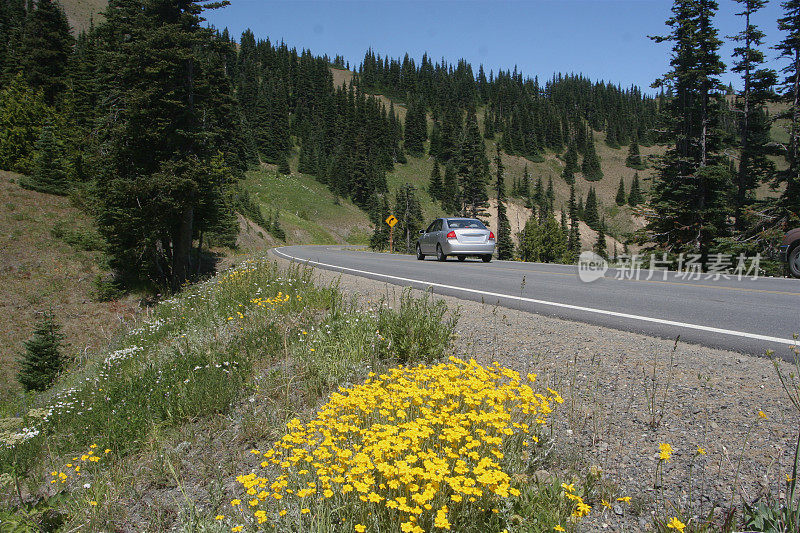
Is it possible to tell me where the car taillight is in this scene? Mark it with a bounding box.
[489,231,495,240]
[446,231,456,239]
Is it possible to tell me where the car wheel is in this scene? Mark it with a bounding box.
[416,245,425,261]
[790,244,800,278]
[482,254,492,263]
[457,255,466,262]
[436,244,447,262]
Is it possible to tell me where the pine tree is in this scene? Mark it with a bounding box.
[442,160,460,214]
[0,74,52,174]
[594,222,607,259]
[562,141,578,184]
[94,0,243,291]
[404,98,427,156]
[546,176,555,213]
[458,106,490,218]
[625,138,644,169]
[20,0,74,104]
[277,155,291,175]
[483,106,494,139]
[648,0,731,259]
[520,165,531,199]
[584,187,600,229]
[494,145,514,260]
[615,177,626,206]
[776,0,800,226]
[17,309,66,392]
[21,121,68,195]
[628,172,644,206]
[395,183,423,253]
[429,158,443,201]
[539,212,567,263]
[369,193,390,251]
[581,130,603,181]
[730,0,776,231]
[519,214,540,262]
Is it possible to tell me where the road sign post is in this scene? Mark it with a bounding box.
[385,215,398,253]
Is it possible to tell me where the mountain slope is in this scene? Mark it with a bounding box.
[0,171,138,401]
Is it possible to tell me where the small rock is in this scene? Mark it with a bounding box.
[534,469,551,483]
[613,504,624,516]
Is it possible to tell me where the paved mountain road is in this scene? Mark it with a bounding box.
[273,245,800,358]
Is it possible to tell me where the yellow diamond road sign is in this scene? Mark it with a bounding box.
[385,215,398,227]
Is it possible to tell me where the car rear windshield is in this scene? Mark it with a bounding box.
[446,219,486,229]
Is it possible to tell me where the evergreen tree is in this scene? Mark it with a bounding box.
[442,160,460,214]
[277,155,291,175]
[19,0,73,104]
[369,193,391,251]
[0,74,52,174]
[457,106,490,218]
[648,0,731,259]
[94,0,243,291]
[628,172,644,206]
[20,121,68,195]
[520,164,530,199]
[403,98,427,156]
[533,176,544,212]
[429,158,443,201]
[483,106,494,139]
[773,1,800,227]
[494,145,514,260]
[731,0,776,231]
[395,183,423,253]
[583,187,600,229]
[562,141,578,184]
[625,138,645,169]
[581,130,603,181]
[519,214,540,262]
[539,212,567,263]
[594,222,607,259]
[615,177,626,206]
[17,309,66,392]
[546,176,555,213]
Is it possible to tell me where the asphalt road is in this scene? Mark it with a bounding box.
[273,245,800,358]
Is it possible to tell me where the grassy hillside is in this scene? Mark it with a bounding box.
[0,171,138,403]
[244,165,373,246]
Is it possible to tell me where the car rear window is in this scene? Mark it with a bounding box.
[446,219,486,229]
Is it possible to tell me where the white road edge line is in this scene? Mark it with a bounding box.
[273,247,799,347]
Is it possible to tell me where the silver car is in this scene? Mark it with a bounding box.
[416,218,495,262]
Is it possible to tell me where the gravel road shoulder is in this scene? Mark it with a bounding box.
[272,252,800,531]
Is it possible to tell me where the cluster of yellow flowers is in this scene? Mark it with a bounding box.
[250,292,297,309]
[561,482,591,519]
[232,357,562,531]
[49,444,110,484]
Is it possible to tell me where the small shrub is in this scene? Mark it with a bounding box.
[93,274,123,301]
[377,289,458,364]
[17,310,67,392]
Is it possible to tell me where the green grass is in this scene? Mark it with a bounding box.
[244,168,372,245]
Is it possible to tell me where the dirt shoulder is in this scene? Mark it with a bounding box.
[270,250,800,530]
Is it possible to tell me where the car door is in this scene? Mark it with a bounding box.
[422,220,437,253]
[431,219,444,252]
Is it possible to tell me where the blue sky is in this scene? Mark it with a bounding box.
[205,0,787,94]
